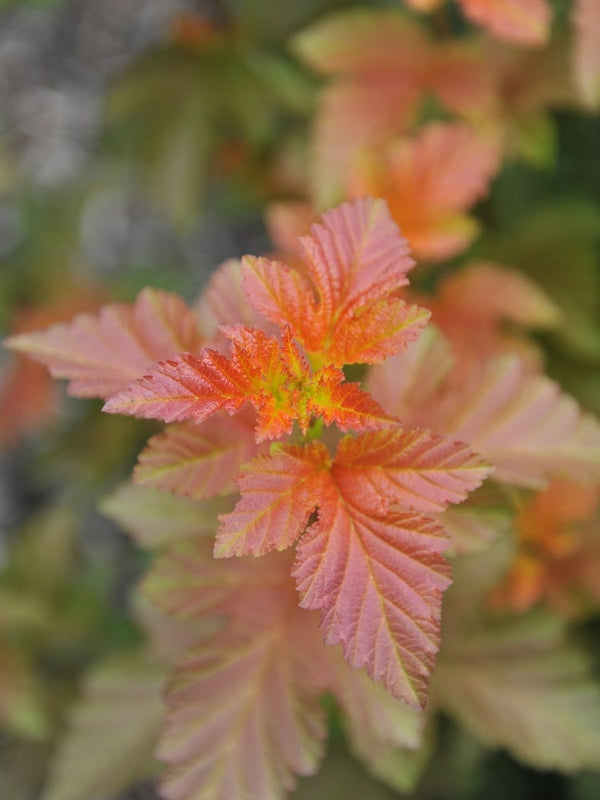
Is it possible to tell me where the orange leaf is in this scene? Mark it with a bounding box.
[105,323,393,439]
[350,123,501,261]
[243,197,426,366]
[215,442,331,557]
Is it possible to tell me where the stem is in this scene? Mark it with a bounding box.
[305,417,323,442]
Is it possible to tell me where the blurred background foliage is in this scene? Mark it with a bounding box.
[0,0,599,798]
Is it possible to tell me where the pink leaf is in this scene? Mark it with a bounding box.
[367,325,454,424]
[158,621,326,800]
[143,543,329,800]
[333,428,492,514]
[436,357,600,488]
[5,288,203,400]
[142,539,295,622]
[195,258,279,337]
[459,0,551,45]
[134,414,260,500]
[369,333,600,489]
[294,498,451,708]
[425,261,561,364]
[573,0,600,109]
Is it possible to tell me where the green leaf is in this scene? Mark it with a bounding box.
[477,200,600,362]
[434,609,600,771]
[100,484,230,549]
[43,652,165,800]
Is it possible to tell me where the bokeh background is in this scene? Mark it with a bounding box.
[0,1,599,799]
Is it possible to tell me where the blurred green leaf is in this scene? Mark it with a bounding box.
[435,609,600,771]
[42,651,165,800]
[477,199,600,362]
[508,113,557,169]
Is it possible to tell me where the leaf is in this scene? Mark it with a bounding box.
[490,480,600,617]
[435,356,600,488]
[99,484,226,548]
[134,414,260,500]
[242,196,428,366]
[217,427,488,705]
[458,0,551,45]
[415,261,561,369]
[574,0,600,109]
[215,442,330,557]
[141,538,298,633]
[294,498,451,708]
[143,542,329,800]
[292,9,429,76]
[195,258,279,338]
[366,324,455,424]
[103,328,296,435]
[350,123,501,261]
[292,10,492,207]
[43,653,165,800]
[332,428,492,515]
[433,611,600,770]
[103,324,394,440]
[159,621,326,800]
[430,261,561,359]
[5,288,203,400]
[368,331,600,489]
[329,657,431,793]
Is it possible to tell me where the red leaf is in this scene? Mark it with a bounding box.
[313,366,396,431]
[104,324,394,439]
[103,327,300,437]
[4,288,203,400]
[242,197,425,366]
[215,428,488,704]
